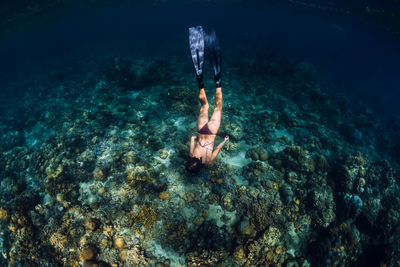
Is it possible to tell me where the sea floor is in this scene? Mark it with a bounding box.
[0,53,399,266]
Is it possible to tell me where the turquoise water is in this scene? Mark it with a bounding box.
[0,1,399,266]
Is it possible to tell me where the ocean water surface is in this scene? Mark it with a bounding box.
[0,1,399,266]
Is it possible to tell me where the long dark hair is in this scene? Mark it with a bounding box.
[186,157,203,173]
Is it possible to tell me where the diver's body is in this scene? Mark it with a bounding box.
[190,87,228,165]
[186,26,228,172]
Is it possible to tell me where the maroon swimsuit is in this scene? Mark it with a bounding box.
[198,123,214,135]
[197,123,215,163]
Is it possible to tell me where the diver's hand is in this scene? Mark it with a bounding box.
[191,136,197,141]
[224,136,229,142]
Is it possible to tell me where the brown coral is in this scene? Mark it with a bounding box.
[132,206,157,228]
[0,207,10,224]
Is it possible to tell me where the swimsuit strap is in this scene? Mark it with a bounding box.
[198,140,214,150]
[198,140,214,163]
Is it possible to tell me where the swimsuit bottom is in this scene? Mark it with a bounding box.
[198,122,215,135]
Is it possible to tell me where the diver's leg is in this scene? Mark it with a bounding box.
[197,88,209,130]
[208,87,222,133]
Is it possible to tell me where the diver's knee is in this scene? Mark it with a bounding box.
[213,106,222,113]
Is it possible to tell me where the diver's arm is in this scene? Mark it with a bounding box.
[190,136,196,156]
[211,136,229,163]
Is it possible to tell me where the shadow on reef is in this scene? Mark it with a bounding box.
[101,57,177,91]
[187,220,231,252]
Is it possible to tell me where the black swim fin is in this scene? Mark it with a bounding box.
[188,25,205,89]
[205,29,222,88]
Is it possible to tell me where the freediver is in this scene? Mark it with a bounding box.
[186,26,229,173]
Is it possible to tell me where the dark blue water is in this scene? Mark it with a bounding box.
[1,1,399,115]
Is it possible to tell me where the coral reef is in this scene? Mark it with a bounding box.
[0,53,399,266]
